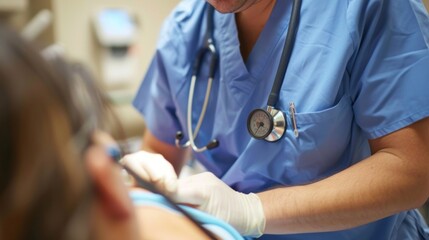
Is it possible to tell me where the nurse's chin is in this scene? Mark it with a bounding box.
[206,0,260,14]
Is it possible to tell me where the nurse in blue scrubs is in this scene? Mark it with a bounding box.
[130,0,429,239]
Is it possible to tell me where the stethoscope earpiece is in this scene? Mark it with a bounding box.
[176,131,184,141]
[206,139,219,150]
[175,131,189,148]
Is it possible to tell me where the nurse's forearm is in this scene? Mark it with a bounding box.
[258,150,429,234]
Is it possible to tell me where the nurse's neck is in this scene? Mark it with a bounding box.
[235,0,276,61]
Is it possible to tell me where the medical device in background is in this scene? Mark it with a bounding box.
[175,0,302,153]
[93,8,138,90]
[19,8,63,61]
[21,9,52,41]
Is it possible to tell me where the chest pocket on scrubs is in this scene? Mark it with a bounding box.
[282,95,354,185]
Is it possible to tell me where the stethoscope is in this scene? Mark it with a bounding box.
[176,0,302,152]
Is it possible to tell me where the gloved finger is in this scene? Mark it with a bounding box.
[172,172,215,207]
[120,151,178,194]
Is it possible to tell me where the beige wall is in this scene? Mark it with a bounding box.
[0,0,179,89]
[50,0,179,139]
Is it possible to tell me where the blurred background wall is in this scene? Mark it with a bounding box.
[0,0,179,140]
[51,0,179,139]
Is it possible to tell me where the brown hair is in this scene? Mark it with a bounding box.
[0,25,110,240]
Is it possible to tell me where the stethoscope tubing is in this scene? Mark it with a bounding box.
[177,0,301,150]
[267,0,301,107]
[176,5,218,152]
[186,74,215,152]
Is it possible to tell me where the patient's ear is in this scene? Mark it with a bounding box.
[85,146,133,220]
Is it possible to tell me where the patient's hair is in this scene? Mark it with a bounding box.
[0,25,110,240]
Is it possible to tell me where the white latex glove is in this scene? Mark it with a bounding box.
[120,151,178,194]
[172,172,266,237]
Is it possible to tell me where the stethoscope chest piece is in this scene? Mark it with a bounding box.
[247,106,286,142]
[246,0,301,142]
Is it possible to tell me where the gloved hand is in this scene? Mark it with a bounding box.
[120,151,178,194]
[172,172,266,237]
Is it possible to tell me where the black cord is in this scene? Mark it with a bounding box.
[123,165,219,240]
[267,0,302,107]
[193,4,217,78]
[206,4,215,43]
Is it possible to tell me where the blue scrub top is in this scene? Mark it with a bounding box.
[134,0,429,239]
